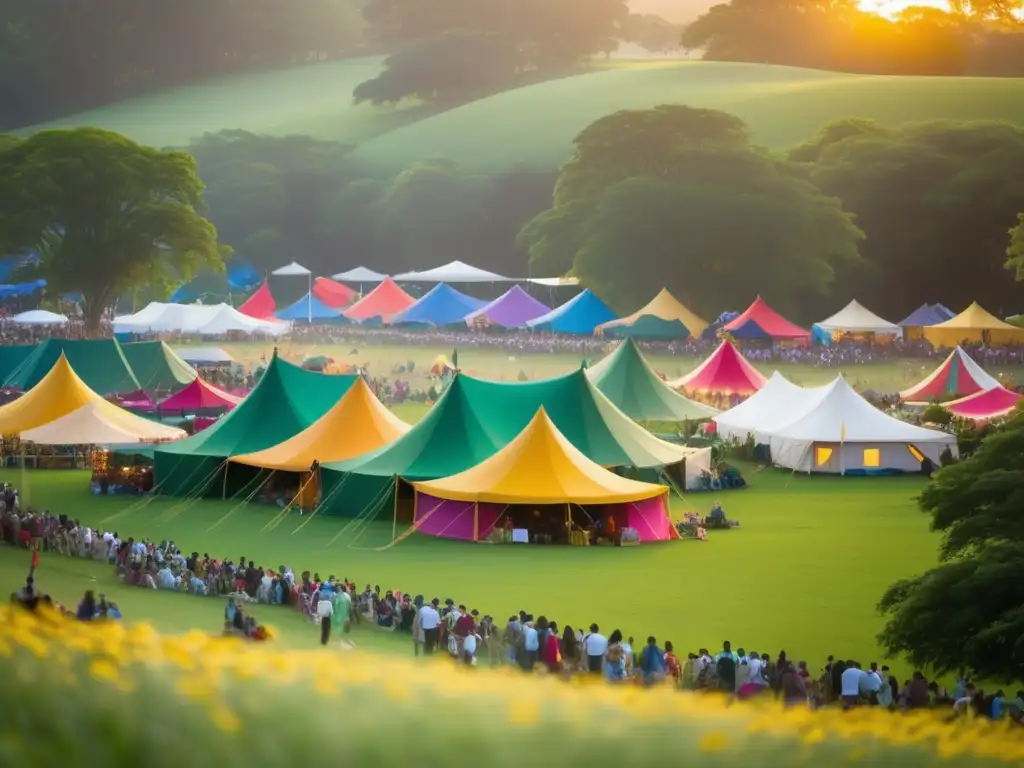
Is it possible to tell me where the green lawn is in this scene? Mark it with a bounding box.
[0,465,939,673]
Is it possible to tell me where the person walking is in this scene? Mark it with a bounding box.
[317,592,334,646]
[418,598,441,655]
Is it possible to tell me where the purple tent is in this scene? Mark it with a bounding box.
[465,285,550,328]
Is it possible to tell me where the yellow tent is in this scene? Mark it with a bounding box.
[413,407,667,505]
[923,302,1024,348]
[231,377,410,471]
[0,354,185,444]
[597,288,708,339]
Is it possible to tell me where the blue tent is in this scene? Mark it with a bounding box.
[526,289,617,335]
[387,283,486,326]
[275,292,347,323]
[899,303,955,327]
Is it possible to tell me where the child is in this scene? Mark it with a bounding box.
[664,641,682,687]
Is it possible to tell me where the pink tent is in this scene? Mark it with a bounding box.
[238,280,276,319]
[944,386,1022,422]
[158,378,242,412]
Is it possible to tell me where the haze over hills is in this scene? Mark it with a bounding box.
[629,0,713,22]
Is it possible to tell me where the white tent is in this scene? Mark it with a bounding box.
[715,372,815,442]
[175,347,234,364]
[113,303,289,336]
[815,300,902,337]
[271,261,312,277]
[22,401,185,445]
[393,260,509,282]
[333,266,388,282]
[766,376,956,474]
[10,309,69,325]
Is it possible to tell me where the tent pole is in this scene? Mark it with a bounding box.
[392,476,399,542]
[222,464,229,499]
[307,272,312,323]
[473,502,479,542]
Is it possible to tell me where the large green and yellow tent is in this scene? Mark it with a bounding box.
[121,341,197,392]
[3,338,140,395]
[597,289,708,340]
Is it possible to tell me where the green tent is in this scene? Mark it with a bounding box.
[319,369,689,516]
[0,345,35,384]
[122,341,197,392]
[3,338,140,394]
[153,353,356,496]
[586,338,718,422]
[602,314,691,340]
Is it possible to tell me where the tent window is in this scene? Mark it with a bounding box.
[863,448,881,467]
[815,447,833,466]
[908,445,925,462]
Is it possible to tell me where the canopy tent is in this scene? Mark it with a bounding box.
[157,377,242,413]
[274,293,346,323]
[899,346,1000,402]
[0,345,35,383]
[170,259,261,304]
[526,289,617,335]
[387,283,487,326]
[333,267,387,282]
[723,297,810,341]
[669,341,768,397]
[714,372,825,443]
[4,338,140,395]
[174,347,234,365]
[765,377,956,474]
[597,289,707,340]
[121,341,197,392]
[586,338,718,422]
[899,303,954,329]
[464,285,550,328]
[232,377,409,471]
[412,408,674,543]
[393,260,508,283]
[922,302,1024,347]
[0,355,185,445]
[943,386,1023,423]
[343,277,415,322]
[237,280,276,319]
[153,353,356,496]
[10,310,68,325]
[113,302,288,335]
[814,300,902,339]
[311,277,356,309]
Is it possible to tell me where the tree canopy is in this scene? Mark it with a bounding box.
[0,128,227,327]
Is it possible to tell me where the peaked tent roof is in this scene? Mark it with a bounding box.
[343,276,415,322]
[274,292,345,322]
[943,386,1023,422]
[923,302,1024,347]
[669,341,768,396]
[723,297,810,341]
[394,260,508,283]
[587,338,718,421]
[597,289,708,340]
[899,303,955,327]
[526,289,618,335]
[4,338,140,394]
[333,266,387,282]
[325,369,691,481]
[232,377,409,471]
[271,261,312,276]
[0,355,185,444]
[312,277,356,308]
[899,346,1001,401]
[464,285,550,328]
[238,280,276,319]
[713,371,815,440]
[157,377,242,412]
[413,408,667,504]
[815,300,902,335]
[121,341,197,392]
[387,282,487,326]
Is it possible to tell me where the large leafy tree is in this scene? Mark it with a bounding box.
[0,128,228,329]
[518,105,863,316]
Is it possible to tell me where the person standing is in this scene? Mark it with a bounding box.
[317,592,333,646]
[418,598,441,655]
[584,624,608,674]
[332,585,353,647]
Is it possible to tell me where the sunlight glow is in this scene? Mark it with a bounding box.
[857,0,949,18]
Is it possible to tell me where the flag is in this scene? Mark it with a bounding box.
[452,349,459,369]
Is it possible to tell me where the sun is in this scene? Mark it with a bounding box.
[857,0,950,17]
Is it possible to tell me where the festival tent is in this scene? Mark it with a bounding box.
[0,345,35,384]
[0,355,185,445]
[765,376,957,474]
[411,408,674,543]
[10,309,68,325]
[113,302,288,335]
[525,289,617,335]
[3,338,140,395]
[943,386,1023,423]
[814,300,902,339]
[669,341,768,396]
[311,277,356,308]
[922,302,1024,347]
[333,266,387,282]
[237,280,276,319]
[714,372,825,443]
[464,285,550,328]
[157,377,242,413]
[723,297,810,341]
[274,293,346,323]
[394,261,508,283]
[899,303,954,336]
[232,377,409,472]
[899,346,1001,402]
[597,289,707,340]
[121,341,197,392]
[387,283,487,327]
[343,277,415,322]
[175,347,234,365]
[586,338,718,422]
[152,353,356,496]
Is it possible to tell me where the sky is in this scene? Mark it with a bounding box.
[630,0,953,21]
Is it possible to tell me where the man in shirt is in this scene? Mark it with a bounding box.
[639,636,666,686]
[521,617,539,672]
[418,598,441,655]
[584,624,607,674]
[841,661,866,708]
[316,593,333,646]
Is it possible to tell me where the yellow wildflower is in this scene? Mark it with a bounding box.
[698,731,729,752]
[507,699,540,726]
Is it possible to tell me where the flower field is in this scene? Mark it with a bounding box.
[1,606,1020,767]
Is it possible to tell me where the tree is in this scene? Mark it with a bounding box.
[621,13,683,52]
[1007,212,1024,281]
[0,128,228,328]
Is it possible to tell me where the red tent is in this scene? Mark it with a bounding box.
[312,277,356,309]
[158,378,242,412]
[343,276,415,322]
[899,346,1000,402]
[944,386,1022,423]
[724,297,809,341]
[238,280,276,319]
[669,341,767,396]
